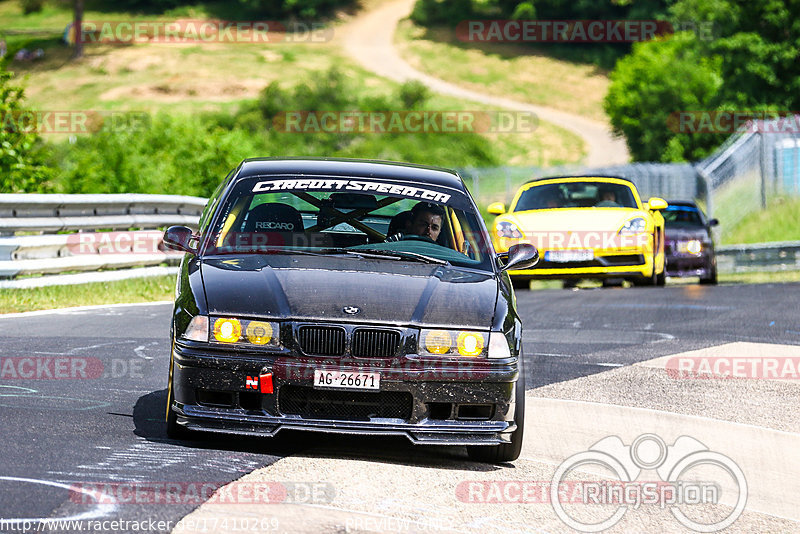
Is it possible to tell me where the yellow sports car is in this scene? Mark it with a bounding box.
[488,176,668,288]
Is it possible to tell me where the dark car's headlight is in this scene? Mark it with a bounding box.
[676,239,702,255]
[420,329,487,357]
[419,329,511,359]
[182,315,280,347]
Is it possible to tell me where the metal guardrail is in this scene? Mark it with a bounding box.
[0,193,796,287]
[716,241,800,273]
[0,194,207,288]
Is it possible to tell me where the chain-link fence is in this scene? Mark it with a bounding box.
[695,117,800,238]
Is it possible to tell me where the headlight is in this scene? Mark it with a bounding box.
[495,221,523,239]
[677,239,702,255]
[488,332,512,359]
[420,329,487,357]
[182,315,208,342]
[209,317,280,347]
[619,217,647,234]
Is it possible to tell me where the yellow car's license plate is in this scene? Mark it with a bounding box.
[313,370,380,390]
[545,250,594,262]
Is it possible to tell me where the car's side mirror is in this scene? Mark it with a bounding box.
[500,243,539,272]
[163,225,198,254]
[708,218,719,227]
[647,197,668,211]
[487,202,506,215]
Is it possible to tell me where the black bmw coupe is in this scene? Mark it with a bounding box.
[163,158,538,462]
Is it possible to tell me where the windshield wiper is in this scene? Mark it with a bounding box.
[350,248,449,265]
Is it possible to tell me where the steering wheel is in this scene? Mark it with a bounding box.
[399,234,437,244]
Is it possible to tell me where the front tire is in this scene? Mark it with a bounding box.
[511,277,531,290]
[700,266,718,285]
[166,403,195,440]
[467,373,525,463]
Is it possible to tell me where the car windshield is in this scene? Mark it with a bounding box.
[514,181,638,210]
[663,206,704,226]
[203,175,495,271]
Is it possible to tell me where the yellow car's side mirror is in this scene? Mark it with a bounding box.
[647,197,668,211]
[487,202,506,215]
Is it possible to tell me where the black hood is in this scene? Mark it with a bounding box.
[200,255,498,329]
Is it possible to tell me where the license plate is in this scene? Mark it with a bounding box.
[313,370,380,390]
[545,250,594,262]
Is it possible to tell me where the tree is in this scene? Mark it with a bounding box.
[604,32,723,162]
[0,68,53,192]
[73,0,84,58]
[605,0,800,162]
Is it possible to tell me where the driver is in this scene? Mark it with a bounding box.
[409,202,444,242]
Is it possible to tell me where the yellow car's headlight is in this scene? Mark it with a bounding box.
[420,329,487,357]
[619,217,647,234]
[495,221,523,239]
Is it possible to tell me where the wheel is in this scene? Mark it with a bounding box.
[655,269,666,286]
[166,402,195,440]
[166,348,196,440]
[468,372,525,463]
[511,277,531,290]
[699,266,718,285]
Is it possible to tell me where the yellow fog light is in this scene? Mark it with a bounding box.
[424,330,452,355]
[246,321,274,345]
[457,331,485,357]
[213,318,242,343]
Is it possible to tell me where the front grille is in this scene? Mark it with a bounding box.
[298,326,346,356]
[279,386,412,421]
[539,254,645,269]
[352,329,400,358]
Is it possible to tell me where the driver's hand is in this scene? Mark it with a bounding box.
[385,232,404,242]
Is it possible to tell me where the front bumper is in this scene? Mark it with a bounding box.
[665,252,714,278]
[169,342,520,445]
[497,234,658,280]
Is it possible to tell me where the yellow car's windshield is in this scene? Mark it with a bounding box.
[515,182,638,210]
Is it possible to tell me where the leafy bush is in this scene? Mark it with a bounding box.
[0,68,54,193]
[49,69,498,196]
[605,0,800,162]
[604,33,723,162]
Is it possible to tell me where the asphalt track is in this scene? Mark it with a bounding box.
[0,282,798,533]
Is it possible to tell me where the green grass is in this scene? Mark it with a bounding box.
[0,275,174,313]
[2,0,586,166]
[395,21,611,123]
[721,197,800,245]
